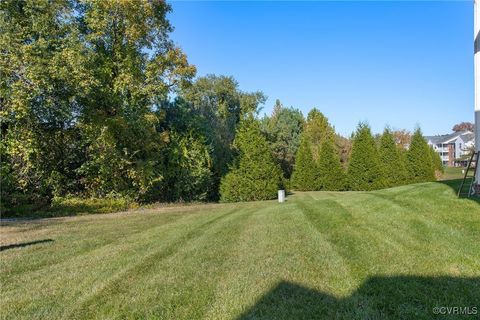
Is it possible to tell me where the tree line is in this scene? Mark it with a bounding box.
[219,104,443,202]
[0,0,443,214]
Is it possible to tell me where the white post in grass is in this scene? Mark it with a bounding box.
[278,190,285,203]
[475,0,480,190]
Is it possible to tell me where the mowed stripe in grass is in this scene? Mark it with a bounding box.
[71,206,258,319]
[204,201,353,319]
[1,206,243,319]
[1,182,479,319]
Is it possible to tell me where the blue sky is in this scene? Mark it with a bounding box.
[168,1,472,136]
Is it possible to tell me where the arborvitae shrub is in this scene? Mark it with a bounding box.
[291,136,320,191]
[317,138,346,191]
[429,146,444,178]
[406,128,435,183]
[220,117,283,202]
[398,147,412,184]
[347,123,384,191]
[378,129,408,187]
[291,109,339,191]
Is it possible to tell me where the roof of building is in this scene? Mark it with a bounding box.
[424,131,474,144]
[460,132,475,143]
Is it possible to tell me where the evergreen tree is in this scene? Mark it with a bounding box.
[347,123,384,191]
[317,138,346,191]
[378,128,408,187]
[398,147,410,182]
[182,75,266,199]
[262,100,305,179]
[303,108,335,161]
[406,128,435,183]
[290,135,320,191]
[220,117,282,202]
[335,134,352,169]
[430,146,444,177]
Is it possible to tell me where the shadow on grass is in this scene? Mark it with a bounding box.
[238,276,480,319]
[3,197,134,219]
[437,179,480,205]
[0,239,54,252]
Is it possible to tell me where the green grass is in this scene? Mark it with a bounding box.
[441,167,465,181]
[3,196,137,218]
[1,182,479,319]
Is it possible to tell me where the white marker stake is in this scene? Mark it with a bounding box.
[278,190,285,203]
[475,0,480,186]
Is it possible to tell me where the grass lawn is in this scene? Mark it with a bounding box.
[441,167,466,181]
[1,182,479,319]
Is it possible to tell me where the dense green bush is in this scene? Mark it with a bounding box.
[220,117,283,202]
[378,129,408,187]
[347,123,384,191]
[317,138,346,191]
[407,128,435,183]
[158,131,213,202]
[290,136,320,191]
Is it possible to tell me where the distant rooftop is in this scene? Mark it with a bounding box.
[424,131,473,144]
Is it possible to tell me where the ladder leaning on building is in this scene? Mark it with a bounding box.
[458,151,479,197]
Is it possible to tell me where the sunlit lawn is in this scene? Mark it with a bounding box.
[1,182,479,319]
[441,166,466,181]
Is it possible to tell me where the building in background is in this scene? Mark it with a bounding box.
[425,131,474,167]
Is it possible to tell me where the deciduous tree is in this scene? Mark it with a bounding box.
[0,0,197,211]
[452,122,474,132]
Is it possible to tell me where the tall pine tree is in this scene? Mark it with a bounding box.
[406,128,435,183]
[347,123,384,191]
[378,128,408,187]
[220,117,283,202]
[317,137,346,191]
[291,135,320,191]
